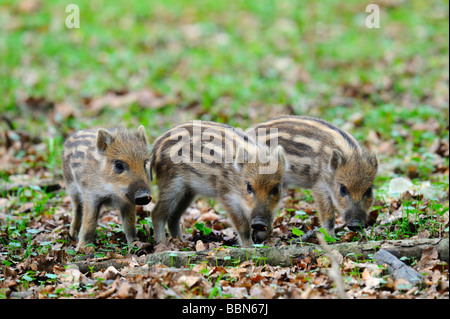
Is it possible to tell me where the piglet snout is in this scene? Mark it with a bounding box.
[134,189,152,205]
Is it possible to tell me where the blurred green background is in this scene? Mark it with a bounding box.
[0,0,448,183]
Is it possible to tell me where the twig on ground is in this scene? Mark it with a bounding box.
[316,232,348,299]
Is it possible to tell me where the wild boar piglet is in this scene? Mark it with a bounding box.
[248,115,378,237]
[62,126,152,250]
[150,120,287,247]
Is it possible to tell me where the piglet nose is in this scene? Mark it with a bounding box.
[347,219,364,231]
[251,216,269,231]
[134,189,152,205]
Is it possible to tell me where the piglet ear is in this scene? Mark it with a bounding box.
[368,150,378,171]
[97,129,114,152]
[328,149,345,172]
[276,145,288,171]
[136,125,147,143]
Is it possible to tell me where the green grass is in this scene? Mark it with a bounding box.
[1,0,448,131]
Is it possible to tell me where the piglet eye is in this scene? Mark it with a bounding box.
[365,186,373,198]
[114,161,125,174]
[339,185,348,197]
[270,184,280,196]
[246,182,254,194]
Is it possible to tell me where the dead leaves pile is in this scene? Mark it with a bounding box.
[3,243,447,299]
[0,122,50,178]
[1,183,448,299]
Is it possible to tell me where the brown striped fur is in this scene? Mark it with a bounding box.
[62,126,152,250]
[150,121,286,247]
[247,115,378,236]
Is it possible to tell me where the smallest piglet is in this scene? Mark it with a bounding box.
[62,126,152,250]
